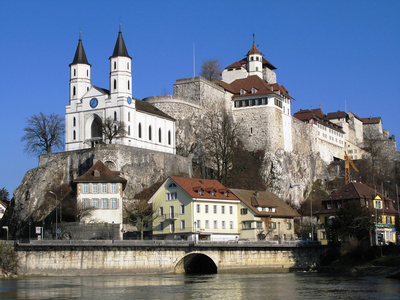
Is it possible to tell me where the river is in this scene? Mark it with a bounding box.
[1,272,399,300]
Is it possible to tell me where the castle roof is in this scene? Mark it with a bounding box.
[169,176,239,201]
[326,110,348,120]
[218,75,290,98]
[110,30,131,59]
[361,117,382,125]
[247,42,262,55]
[70,38,90,67]
[73,160,127,184]
[231,189,300,218]
[225,57,276,71]
[293,109,345,133]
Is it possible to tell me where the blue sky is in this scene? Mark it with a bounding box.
[1,0,399,197]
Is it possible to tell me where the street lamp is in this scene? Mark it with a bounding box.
[49,191,57,240]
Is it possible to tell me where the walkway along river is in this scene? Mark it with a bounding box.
[15,240,325,275]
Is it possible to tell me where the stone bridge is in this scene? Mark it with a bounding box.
[15,240,326,276]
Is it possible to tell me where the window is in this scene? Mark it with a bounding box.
[242,221,252,229]
[73,117,76,127]
[180,220,185,230]
[158,128,162,143]
[222,206,225,214]
[73,86,76,96]
[169,223,175,233]
[128,80,130,90]
[102,199,108,209]
[166,192,177,200]
[214,220,218,229]
[205,220,209,229]
[366,200,369,208]
[213,205,217,214]
[168,183,177,188]
[197,220,201,229]
[240,208,248,215]
[128,112,130,122]
[92,198,98,208]
[375,200,382,209]
[229,206,233,214]
[114,61,116,70]
[73,130,76,140]
[111,183,116,193]
[102,183,107,193]
[114,111,117,121]
[73,69,76,76]
[270,222,276,229]
[327,203,332,210]
[149,126,152,140]
[83,183,89,193]
[286,222,292,230]
[180,204,185,214]
[83,199,89,208]
[205,205,209,213]
[128,126,130,135]
[222,221,226,229]
[256,221,262,228]
[138,123,142,138]
[127,62,129,70]
[111,199,117,209]
[230,221,233,230]
[114,79,117,90]
[92,184,98,193]
[160,222,164,231]
[168,130,171,145]
[197,204,200,213]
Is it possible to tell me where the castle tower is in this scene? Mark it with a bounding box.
[109,28,132,99]
[69,33,91,102]
[246,36,263,79]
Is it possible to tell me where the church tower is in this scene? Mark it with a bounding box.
[246,36,263,79]
[109,28,132,99]
[69,33,91,102]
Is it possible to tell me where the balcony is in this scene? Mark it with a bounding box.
[161,213,179,220]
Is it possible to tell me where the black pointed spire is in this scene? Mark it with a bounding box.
[110,29,131,59]
[70,33,90,66]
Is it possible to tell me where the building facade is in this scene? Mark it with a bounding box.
[149,176,240,241]
[73,160,127,239]
[231,189,300,242]
[65,30,176,154]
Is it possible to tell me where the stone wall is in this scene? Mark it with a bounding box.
[15,241,326,275]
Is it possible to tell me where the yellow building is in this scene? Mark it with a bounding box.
[149,176,240,241]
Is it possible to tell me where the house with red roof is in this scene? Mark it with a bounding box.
[0,200,8,220]
[73,160,127,239]
[149,176,240,241]
[315,181,398,245]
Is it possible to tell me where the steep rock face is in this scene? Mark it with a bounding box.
[262,149,330,207]
[3,145,192,238]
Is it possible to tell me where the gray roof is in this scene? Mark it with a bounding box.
[70,38,90,66]
[110,31,131,59]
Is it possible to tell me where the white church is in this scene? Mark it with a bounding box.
[65,30,176,154]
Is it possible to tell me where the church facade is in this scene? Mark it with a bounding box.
[65,30,176,154]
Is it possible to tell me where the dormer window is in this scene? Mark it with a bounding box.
[251,87,257,94]
[168,183,177,188]
[94,170,100,177]
[240,89,245,95]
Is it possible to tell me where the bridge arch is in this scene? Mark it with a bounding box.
[175,252,217,274]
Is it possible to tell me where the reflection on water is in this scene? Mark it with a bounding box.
[1,272,400,300]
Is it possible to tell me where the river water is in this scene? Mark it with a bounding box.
[1,272,399,300]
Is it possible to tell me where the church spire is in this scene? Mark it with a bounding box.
[110,28,131,59]
[70,32,90,66]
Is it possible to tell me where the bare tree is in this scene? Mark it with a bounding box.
[124,199,158,240]
[102,117,126,144]
[200,58,221,81]
[199,105,238,186]
[21,113,64,155]
[75,202,96,222]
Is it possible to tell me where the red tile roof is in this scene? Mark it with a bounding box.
[169,176,239,201]
[293,109,345,133]
[73,160,127,184]
[326,111,348,120]
[247,42,262,55]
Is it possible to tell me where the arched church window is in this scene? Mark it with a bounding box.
[73,130,76,140]
[149,126,152,141]
[158,128,162,143]
[73,86,76,96]
[168,130,171,145]
[114,79,117,90]
[73,69,76,76]
[114,111,117,121]
[73,117,76,127]
[251,56,254,61]
[114,61,116,70]
[138,123,142,138]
